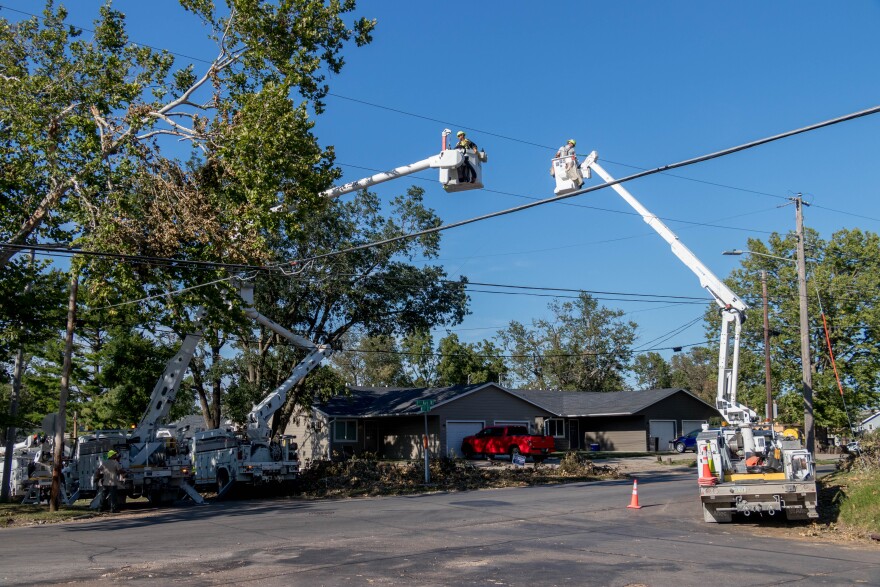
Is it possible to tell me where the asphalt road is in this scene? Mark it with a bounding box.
[2,465,877,586]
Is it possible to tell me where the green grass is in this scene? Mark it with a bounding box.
[1,502,93,527]
[834,471,880,534]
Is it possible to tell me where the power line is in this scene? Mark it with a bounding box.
[285,103,880,267]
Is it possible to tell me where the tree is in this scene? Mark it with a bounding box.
[2,0,379,432]
[436,334,506,386]
[631,351,672,390]
[219,186,468,433]
[720,229,880,432]
[0,0,375,269]
[669,346,716,404]
[497,293,637,391]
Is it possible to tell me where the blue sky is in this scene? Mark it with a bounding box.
[6,1,880,367]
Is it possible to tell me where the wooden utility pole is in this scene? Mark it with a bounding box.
[50,270,78,511]
[794,195,815,454]
[761,270,773,426]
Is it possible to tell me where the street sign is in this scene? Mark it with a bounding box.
[415,399,435,412]
[512,454,526,467]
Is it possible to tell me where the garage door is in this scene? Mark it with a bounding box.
[649,420,676,452]
[446,421,485,458]
[681,420,706,437]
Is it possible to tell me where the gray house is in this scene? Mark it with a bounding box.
[284,384,721,462]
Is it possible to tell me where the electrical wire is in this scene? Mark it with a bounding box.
[282,103,880,267]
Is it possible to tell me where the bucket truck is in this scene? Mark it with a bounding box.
[580,152,817,523]
[190,283,331,496]
[63,323,205,507]
[271,129,487,213]
[0,433,51,500]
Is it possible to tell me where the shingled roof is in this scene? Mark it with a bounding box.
[315,383,491,417]
[507,387,713,416]
[314,385,716,418]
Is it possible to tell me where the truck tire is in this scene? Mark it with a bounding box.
[509,446,521,459]
[675,442,687,453]
[702,502,732,523]
[216,469,234,498]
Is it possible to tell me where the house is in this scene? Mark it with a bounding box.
[857,411,880,433]
[285,383,721,461]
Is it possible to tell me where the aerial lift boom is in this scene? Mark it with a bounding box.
[578,151,815,522]
[581,152,755,425]
[271,129,486,212]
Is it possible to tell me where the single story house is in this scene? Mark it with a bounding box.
[857,411,880,433]
[285,383,721,462]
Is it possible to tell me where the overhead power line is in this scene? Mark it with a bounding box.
[284,103,880,267]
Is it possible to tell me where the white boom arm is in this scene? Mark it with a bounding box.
[319,149,463,200]
[271,129,486,212]
[584,153,757,425]
[239,283,333,440]
[131,315,204,443]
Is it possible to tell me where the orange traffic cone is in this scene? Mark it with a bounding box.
[698,445,718,487]
[626,478,642,509]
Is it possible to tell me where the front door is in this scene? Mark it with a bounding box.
[363,421,379,454]
[568,420,580,449]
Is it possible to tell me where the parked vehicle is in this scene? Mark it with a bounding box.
[460,426,555,462]
[672,429,702,453]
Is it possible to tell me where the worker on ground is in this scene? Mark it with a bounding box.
[455,130,478,183]
[93,449,125,513]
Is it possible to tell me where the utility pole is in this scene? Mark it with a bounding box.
[794,194,814,454]
[761,270,773,426]
[50,269,78,511]
[2,249,35,503]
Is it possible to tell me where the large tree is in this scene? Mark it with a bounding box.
[497,293,637,391]
[1,0,375,269]
[220,186,469,433]
[719,229,880,432]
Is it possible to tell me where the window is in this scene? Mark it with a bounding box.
[545,419,565,438]
[333,420,358,442]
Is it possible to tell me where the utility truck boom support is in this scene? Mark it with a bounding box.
[191,282,331,495]
[581,152,816,522]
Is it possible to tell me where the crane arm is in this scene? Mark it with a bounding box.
[131,312,204,442]
[584,154,756,424]
[237,282,332,439]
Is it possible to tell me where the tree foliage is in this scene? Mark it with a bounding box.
[719,229,880,431]
[497,293,637,391]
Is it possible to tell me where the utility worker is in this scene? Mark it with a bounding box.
[552,139,582,187]
[93,449,125,513]
[555,139,577,160]
[455,131,478,183]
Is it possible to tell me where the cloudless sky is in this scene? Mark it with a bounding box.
[5,1,880,373]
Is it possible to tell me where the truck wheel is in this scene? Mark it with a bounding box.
[462,450,475,460]
[217,469,234,498]
[675,442,686,453]
[509,446,521,459]
[533,456,545,463]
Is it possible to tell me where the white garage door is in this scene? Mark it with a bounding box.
[681,420,707,436]
[649,420,676,452]
[446,421,485,457]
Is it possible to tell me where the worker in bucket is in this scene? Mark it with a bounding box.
[555,138,577,160]
[552,139,583,187]
[93,449,125,513]
[455,131,478,183]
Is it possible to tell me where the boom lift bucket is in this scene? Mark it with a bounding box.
[440,148,486,193]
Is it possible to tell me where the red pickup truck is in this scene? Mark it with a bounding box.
[460,425,555,462]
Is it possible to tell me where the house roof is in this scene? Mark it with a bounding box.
[314,384,718,419]
[507,387,715,417]
[316,383,493,418]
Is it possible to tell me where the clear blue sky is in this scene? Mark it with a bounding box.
[6,1,880,368]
